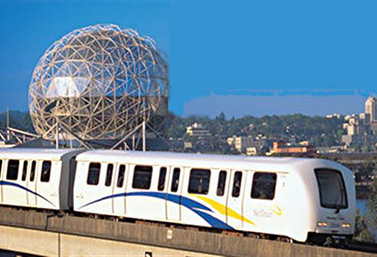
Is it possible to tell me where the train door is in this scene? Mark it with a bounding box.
[112,163,127,216]
[100,163,115,215]
[77,161,102,213]
[3,159,23,206]
[226,170,246,230]
[242,170,257,230]
[18,160,29,206]
[166,167,182,221]
[27,161,37,206]
[153,166,168,221]
[36,160,58,209]
[211,169,229,226]
[67,157,77,209]
[126,164,155,220]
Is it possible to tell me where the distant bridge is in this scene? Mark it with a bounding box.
[0,207,375,257]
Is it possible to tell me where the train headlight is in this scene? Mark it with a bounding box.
[317,221,328,228]
[342,223,351,228]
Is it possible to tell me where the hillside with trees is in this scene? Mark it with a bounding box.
[166,112,344,148]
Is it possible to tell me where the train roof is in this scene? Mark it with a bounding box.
[76,150,299,163]
[76,150,342,172]
[0,148,82,161]
[0,148,346,173]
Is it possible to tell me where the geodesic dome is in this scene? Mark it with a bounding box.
[29,24,168,141]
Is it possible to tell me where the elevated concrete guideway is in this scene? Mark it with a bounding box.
[0,207,375,257]
[0,225,220,257]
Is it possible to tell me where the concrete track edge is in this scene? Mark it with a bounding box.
[0,207,375,257]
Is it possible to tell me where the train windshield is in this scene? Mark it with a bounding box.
[314,169,348,209]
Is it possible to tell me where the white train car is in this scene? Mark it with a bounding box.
[0,148,82,210]
[73,150,355,243]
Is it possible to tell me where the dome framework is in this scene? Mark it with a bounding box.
[29,24,168,143]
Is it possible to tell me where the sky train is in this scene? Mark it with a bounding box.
[0,148,355,244]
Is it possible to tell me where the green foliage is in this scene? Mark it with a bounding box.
[353,170,377,243]
[355,209,375,242]
[354,144,362,153]
[363,145,371,153]
[367,177,377,238]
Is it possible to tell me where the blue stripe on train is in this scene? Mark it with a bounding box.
[0,180,55,207]
[79,191,233,230]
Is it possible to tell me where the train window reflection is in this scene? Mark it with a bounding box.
[232,171,242,197]
[87,162,101,185]
[132,165,152,190]
[171,168,180,192]
[41,161,51,182]
[30,161,36,182]
[6,160,19,180]
[188,169,211,195]
[0,160,3,178]
[251,172,277,200]
[158,167,167,191]
[22,161,28,181]
[217,170,227,196]
[117,165,126,188]
[105,164,113,187]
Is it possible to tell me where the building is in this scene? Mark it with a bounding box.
[227,134,272,154]
[183,141,193,151]
[342,114,371,148]
[316,146,343,154]
[365,96,377,132]
[246,147,258,156]
[365,96,377,122]
[325,113,341,119]
[342,114,370,137]
[271,141,316,155]
[341,96,377,148]
[186,123,211,139]
[227,136,254,153]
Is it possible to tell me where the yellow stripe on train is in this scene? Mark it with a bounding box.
[195,195,256,226]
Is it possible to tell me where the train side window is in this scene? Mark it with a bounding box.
[30,161,36,182]
[217,170,227,196]
[251,172,277,200]
[22,161,28,181]
[105,164,113,187]
[158,167,167,191]
[41,161,51,182]
[0,160,2,178]
[132,165,153,189]
[232,171,242,197]
[171,168,180,192]
[6,160,19,180]
[87,162,101,185]
[188,169,211,195]
[117,165,126,188]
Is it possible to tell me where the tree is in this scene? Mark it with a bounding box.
[363,145,371,153]
[367,175,377,242]
[354,209,374,242]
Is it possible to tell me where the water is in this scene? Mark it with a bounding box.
[356,199,368,216]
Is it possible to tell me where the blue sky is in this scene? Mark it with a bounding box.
[0,1,376,117]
